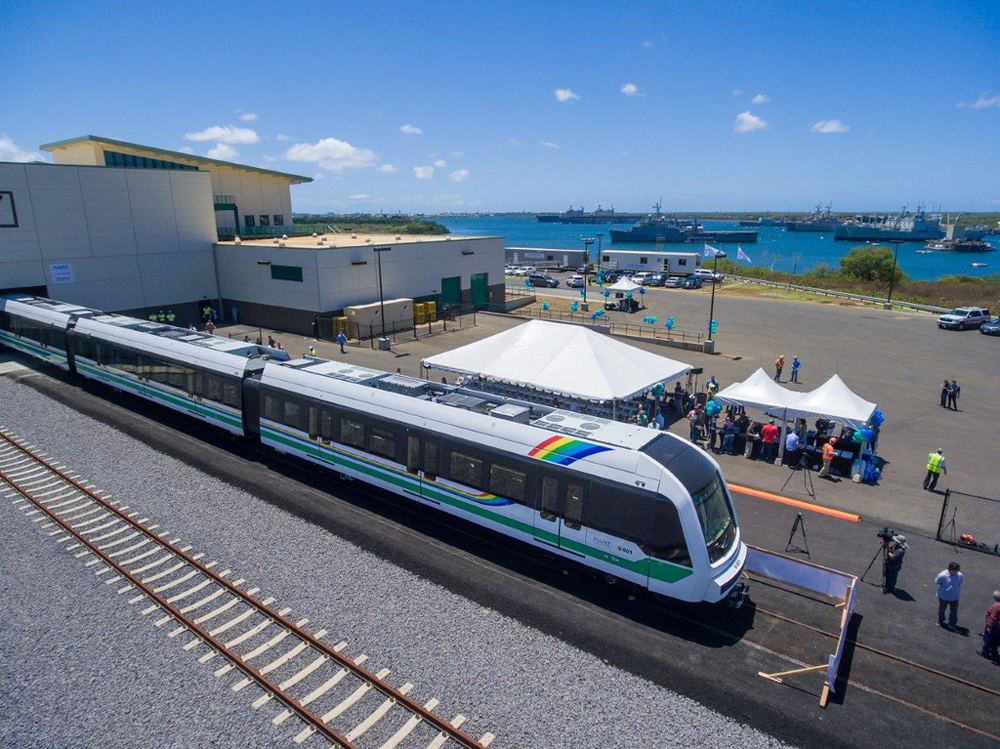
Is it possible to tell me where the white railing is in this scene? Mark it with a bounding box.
[727,275,949,314]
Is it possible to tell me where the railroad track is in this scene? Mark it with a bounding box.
[0,427,497,749]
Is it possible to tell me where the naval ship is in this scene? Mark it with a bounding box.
[834,206,944,242]
[536,205,643,224]
[609,202,758,243]
[786,204,844,232]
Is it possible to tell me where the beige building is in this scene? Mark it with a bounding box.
[41,135,311,239]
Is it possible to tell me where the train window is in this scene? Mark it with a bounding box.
[168,362,185,388]
[192,371,204,396]
[449,451,483,489]
[340,418,365,448]
[263,394,281,421]
[73,336,92,360]
[650,501,691,566]
[423,438,438,479]
[320,410,334,440]
[307,407,319,439]
[489,464,526,503]
[223,382,239,408]
[369,426,396,459]
[282,400,301,428]
[149,357,169,384]
[0,312,9,331]
[540,476,559,521]
[406,435,420,473]
[207,376,224,402]
[565,483,586,529]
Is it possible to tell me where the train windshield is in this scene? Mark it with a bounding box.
[691,473,736,563]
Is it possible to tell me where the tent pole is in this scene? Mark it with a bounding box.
[777,407,788,465]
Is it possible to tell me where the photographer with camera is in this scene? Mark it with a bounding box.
[882,529,907,594]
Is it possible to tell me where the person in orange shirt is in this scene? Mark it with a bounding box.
[818,436,838,477]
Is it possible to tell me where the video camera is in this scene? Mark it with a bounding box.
[877,526,907,548]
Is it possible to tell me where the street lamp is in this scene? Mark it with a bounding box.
[885,240,902,309]
[596,232,603,281]
[706,248,727,352]
[373,245,391,349]
[582,237,595,309]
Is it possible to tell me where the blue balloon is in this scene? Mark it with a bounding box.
[626,291,633,298]
[579,288,586,297]
[570,301,578,312]
[650,316,658,323]
[603,290,610,297]
[591,312,598,320]
[525,279,532,287]
[541,301,550,310]
[639,287,646,295]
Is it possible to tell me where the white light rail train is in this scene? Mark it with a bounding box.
[1,295,747,604]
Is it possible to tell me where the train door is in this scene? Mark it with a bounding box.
[532,475,562,549]
[557,480,589,557]
[405,429,423,497]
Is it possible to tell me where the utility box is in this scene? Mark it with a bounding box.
[344,298,413,337]
[414,302,426,324]
[426,300,437,321]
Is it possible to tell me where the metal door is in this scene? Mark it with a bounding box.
[471,272,489,308]
[440,276,461,306]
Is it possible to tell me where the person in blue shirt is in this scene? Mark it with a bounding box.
[337,331,347,354]
[790,356,801,383]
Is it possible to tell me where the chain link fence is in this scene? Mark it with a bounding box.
[936,489,1000,556]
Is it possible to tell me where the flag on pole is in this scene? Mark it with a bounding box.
[703,243,721,257]
[737,244,752,263]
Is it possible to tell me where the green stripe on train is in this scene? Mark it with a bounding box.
[261,424,692,584]
[0,333,68,365]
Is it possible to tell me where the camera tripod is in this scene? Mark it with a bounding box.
[780,453,815,499]
[860,541,888,589]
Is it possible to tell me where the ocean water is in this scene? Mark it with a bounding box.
[439,216,999,281]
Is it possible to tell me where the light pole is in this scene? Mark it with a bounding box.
[582,237,595,309]
[596,232,603,280]
[706,248,726,353]
[885,240,902,309]
[373,245,391,349]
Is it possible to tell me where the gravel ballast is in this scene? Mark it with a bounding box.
[0,374,793,749]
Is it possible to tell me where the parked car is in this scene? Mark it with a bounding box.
[645,272,667,287]
[694,268,725,283]
[565,274,586,288]
[980,316,1000,336]
[576,264,595,274]
[681,275,703,289]
[937,306,991,330]
[601,270,624,284]
[509,266,528,276]
[527,273,560,288]
[662,276,684,288]
[504,265,516,275]
[630,272,655,285]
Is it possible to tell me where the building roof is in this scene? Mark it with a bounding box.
[217,232,494,249]
[39,135,312,184]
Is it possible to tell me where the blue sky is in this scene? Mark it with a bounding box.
[2,0,999,212]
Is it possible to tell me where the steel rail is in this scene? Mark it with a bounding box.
[0,428,489,749]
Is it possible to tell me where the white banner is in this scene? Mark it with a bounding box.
[745,547,853,599]
[827,580,858,695]
[49,263,75,284]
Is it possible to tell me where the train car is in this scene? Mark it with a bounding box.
[68,314,288,436]
[0,295,96,370]
[257,359,746,604]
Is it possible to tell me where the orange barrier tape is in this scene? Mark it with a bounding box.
[727,483,861,523]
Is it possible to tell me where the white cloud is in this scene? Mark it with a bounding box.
[236,110,258,121]
[554,88,580,103]
[276,133,294,142]
[400,124,423,135]
[450,151,464,157]
[283,137,379,172]
[414,166,434,180]
[734,111,767,133]
[185,125,260,144]
[956,94,1000,110]
[641,40,654,49]
[0,134,45,162]
[540,141,560,149]
[377,164,399,173]
[498,137,522,149]
[450,169,470,183]
[621,82,640,97]
[348,194,372,200]
[751,93,771,104]
[811,119,850,134]
[732,89,744,97]
[178,146,195,154]
[313,172,325,180]
[434,159,447,168]
[206,143,238,160]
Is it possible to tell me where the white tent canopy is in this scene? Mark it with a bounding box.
[784,374,878,431]
[421,319,691,402]
[606,277,641,293]
[713,368,799,413]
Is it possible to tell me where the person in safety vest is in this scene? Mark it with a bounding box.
[166,310,176,324]
[156,310,166,323]
[923,448,947,491]
[148,312,158,321]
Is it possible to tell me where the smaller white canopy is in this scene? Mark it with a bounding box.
[422,319,691,402]
[713,368,799,413]
[606,277,641,292]
[785,374,877,430]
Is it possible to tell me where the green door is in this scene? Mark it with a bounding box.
[440,276,461,306]
[471,272,489,308]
